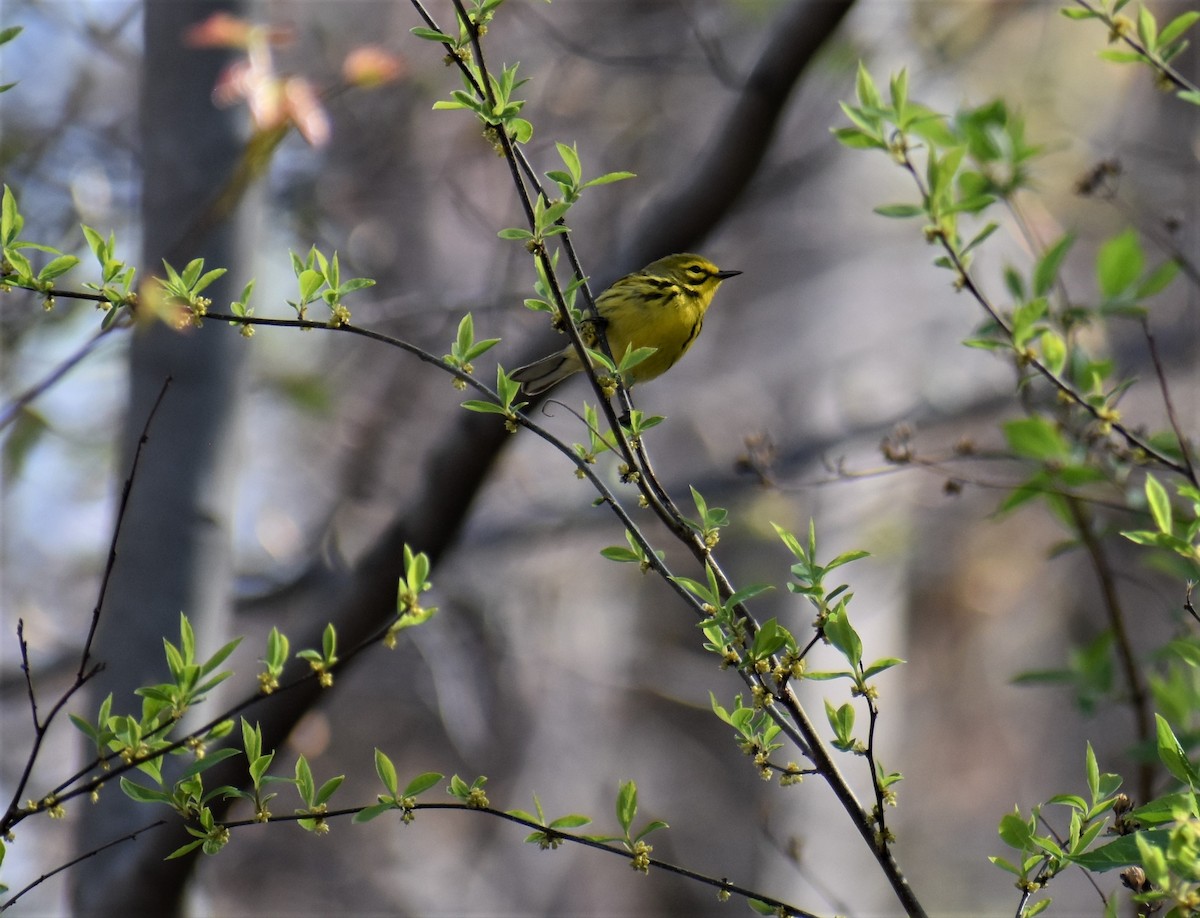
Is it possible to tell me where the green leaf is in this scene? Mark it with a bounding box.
[2,185,22,246]
[616,780,637,834]
[600,546,640,563]
[353,803,396,824]
[855,61,883,110]
[873,203,924,218]
[555,142,582,183]
[461,399,509,415]
[1038,330,1066,376]
[1033,233,1075,297]
[120,778,171,805]
[1068,830,1172,872]
[831,126,885,150]
[1097,49,1145,64]
[582,171,636,189]
[824,606,862,667]
[410,26,455,43]
[507,118,533,144]
[1137,6,1157,49]
[963,221,1000,254]
[1097,229,1143,297]
[1144,474,1172,535]
[548,814,591,830]
[998,808,1034,849]
[375,749,398,796]
[165,839,206,860]
[1155,714,1198,786]
[403,772,444,797]
[314,774,345,805]
[1136,259,1178,298]
[864,657,904,678]
[1159,11,1200,46]
[1003,416,1069,462]
[38,254,79,282]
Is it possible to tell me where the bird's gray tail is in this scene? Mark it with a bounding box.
[510,352,578,396]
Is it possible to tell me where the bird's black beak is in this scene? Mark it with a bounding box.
[716,269,742,280]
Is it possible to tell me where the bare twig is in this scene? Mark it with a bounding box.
[0,819,167,912]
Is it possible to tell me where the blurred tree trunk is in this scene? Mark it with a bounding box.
[72,2,252,914]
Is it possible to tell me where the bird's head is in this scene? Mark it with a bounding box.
[647,253,742,296]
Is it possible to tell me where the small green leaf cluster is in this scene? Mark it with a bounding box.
[572,403,616,470]
[433,61,533,145]
[498,192,570,250]
[574,342,657,401]
[227,279,256,337]
[997,416,1109,516]
[69,614,240,792]
[354,750,442,825]
[386,545,439,647]
[1064,2,1200,105]
[81,226,138,328]
[779,524,902,787]
[992,743,1124,914]
[1,186,82,302]
[411,0,509,50]
[296,623,339,687]
[113,724,237,830]
[544,142,635,206]
[461,364,526,431]
[1012,630,1117,715]
[0,26,22,93]
[600,528,665,574]
[140,613,241,724]
[677,562,773,674]
[687,486,728,550]
[157,258,227,327]
[835,66,1003,274]
[586,781,667,874]
[710,693,784,781]
[839,64,1190,569]
[292,755,345,835]
[257,626,289,694]
[508,794,591,851]
[777,521,869,636]
[288,246,374,327]
[154,723,280,858]
[994,728,1200,916]
[1122,474,1200,566]
[499,144,632,251]
[973,229,1176,410]
[448,774,490,809]
[224,720,284,823]
[443,313,500,390]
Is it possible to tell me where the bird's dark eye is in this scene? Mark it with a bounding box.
[686,264,707,277]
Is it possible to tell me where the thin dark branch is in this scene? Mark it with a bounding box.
[0,820,167,912]
[80,376,173,678]
[1140,316,1197,484]
[219,802,825,918]
[1072,0,1200,96]
[0,322,118,431]
[1,379,172,833]
[1065,497,1154,803]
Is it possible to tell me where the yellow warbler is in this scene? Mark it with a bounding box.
[511,253,741,396]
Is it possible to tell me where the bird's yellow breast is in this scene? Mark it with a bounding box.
[596,280,707,384]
